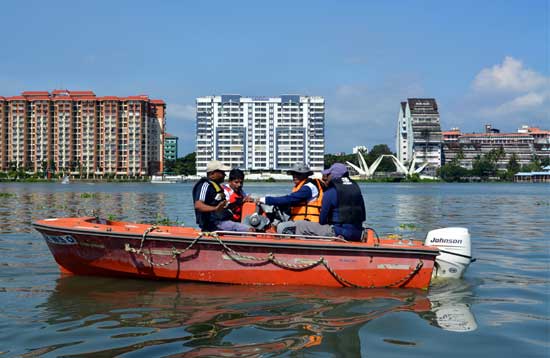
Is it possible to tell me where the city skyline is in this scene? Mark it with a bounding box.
[0,0,548,156]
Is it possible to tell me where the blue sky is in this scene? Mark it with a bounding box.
[1,0,548,155]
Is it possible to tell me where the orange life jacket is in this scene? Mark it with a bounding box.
[222,184,245,222]
[290,178,324,222]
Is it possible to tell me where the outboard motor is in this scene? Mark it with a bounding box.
[242,203,271,231]
[424,227,474,279]
[243,212,270,231]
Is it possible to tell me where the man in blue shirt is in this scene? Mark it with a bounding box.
[295,163,366,241]
[257,163,324,233]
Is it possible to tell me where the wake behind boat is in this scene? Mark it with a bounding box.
[33,213,474,289]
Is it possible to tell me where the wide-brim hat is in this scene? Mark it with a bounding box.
[206,160,231,173]
[287,163,313,176]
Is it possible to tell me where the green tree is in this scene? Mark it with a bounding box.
[164,159,176,174]
[365,144,395,172]
[438,163,469,182]
[173,152,196,175]
[324,153,357,169]
[471,155,495,179]
[503,154,521,180]
[7,161,17,180]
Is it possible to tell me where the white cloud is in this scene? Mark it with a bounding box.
[473,56,547,93]
[458,56,550,126]
[167,103,195,122]
[491,92,547,115]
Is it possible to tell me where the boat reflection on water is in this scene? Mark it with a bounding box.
[424,279,478,333]
[38,276,477,356]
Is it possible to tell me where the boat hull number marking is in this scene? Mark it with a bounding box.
[43,234,77,245]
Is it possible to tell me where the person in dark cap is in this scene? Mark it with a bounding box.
[295,162,366,241]
[257,163,325,234]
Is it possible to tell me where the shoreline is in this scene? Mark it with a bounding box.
[0,178,533,184]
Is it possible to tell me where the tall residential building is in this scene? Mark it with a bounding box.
[164,133,178,161]
[0,98,8,172]
[396,98,442,173]
[0,90,165,177]
[195,95,325,175]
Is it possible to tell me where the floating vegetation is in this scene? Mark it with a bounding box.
[383,338,417,346]
[155,215,183,226]
[535,201,549,206]
[398,223,417,230]
[0,193,16,198]
[80,193,98,199]
[107,214,118,221]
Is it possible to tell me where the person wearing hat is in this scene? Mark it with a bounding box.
[257,163,325,234]
[192,160,231,232]
[295,162,366,241]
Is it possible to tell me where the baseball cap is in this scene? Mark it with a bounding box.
[321,163,348,179]
[206,160,231,173]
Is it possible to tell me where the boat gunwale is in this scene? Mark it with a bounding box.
[32,220,441,257]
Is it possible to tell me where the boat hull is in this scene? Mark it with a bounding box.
[34,217,439,289]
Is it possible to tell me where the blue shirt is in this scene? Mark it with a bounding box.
[320,186,363,241]
[265,181,318,207]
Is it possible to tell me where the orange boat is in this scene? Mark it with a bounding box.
[33,206,474,289]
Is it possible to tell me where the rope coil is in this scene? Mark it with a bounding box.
[124,225,203,267]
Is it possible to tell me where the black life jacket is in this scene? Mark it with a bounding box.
[192,177,225,230]
[331,176,365,226]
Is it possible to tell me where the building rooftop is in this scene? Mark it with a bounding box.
[408,98,438,112]
[1,90,163,104]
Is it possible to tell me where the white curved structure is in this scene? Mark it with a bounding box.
[346,152,428,178]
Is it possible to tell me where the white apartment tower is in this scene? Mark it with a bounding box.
[196,95,325,175]
[396,98,442,173]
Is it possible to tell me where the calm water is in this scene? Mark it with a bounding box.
[0,182,548,357]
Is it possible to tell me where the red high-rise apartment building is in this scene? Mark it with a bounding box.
[0,90,165,177]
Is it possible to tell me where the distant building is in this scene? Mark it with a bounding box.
[0,90,165,176]
[352,145,367,154]
[396,98,442,175]
[514,165,550,183]
[442,125,550,170]
[195,95,324,175]
[164,133,178,161]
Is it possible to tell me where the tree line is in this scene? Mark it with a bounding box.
[165,144,396,176]
[168,144,549,182]
[438,148,550,182]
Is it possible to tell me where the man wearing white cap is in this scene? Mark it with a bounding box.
[192,160,231,231]
[295,163,366,241]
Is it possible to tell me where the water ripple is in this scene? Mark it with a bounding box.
[0,182,548,357]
